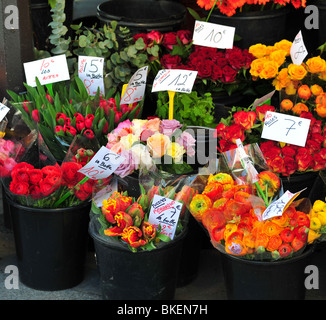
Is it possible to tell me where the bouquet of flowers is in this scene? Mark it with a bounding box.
[196,0,307,17]
[90,174,196,252]
[105,118,196,177]
[188,143,320,261]
[7,77,144,161]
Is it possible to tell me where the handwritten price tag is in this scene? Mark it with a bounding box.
[192,20,235,49]
[152,69,197,93]
[148,195,182,239]
[93,177,118,207]
[261,111,310,147]
[0,103,10,122]
[78,146,125,180]
[290,30,307,65]
[78,56,105,96]
[120,66,148,105]
[262,189,305,220]
[23,54,70,87]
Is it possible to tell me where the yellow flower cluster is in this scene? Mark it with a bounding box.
[308,199,326,243]
[249,39,326,95]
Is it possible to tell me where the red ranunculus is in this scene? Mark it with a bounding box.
[28,169,43,185]
[9,180,29,195]
[61,162,83,187]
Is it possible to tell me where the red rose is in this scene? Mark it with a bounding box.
[211,64,223,81]
[160,54,181,69]
[306,139,322,154]
[312,153,326,170]
[233,110,257,130]
[283,156,298,176]
[259,141,277,153]
[197,60,214,78]
[217,139,236,153]
[9,180,29,195]
[281,146,296,158]
[214,123,227,139]
[133,33,149,48]
[267,156,285,174]
[162,32,177,50]
[221,65,238,83]
[310,133,324,145]
[255,104,275,121]
[262,146,282,160]
[176,30,192,44]
[295,148,314,171]
[83,129,95,139]
[147,30,163,46]
[224,124,245,144]
[311,120,322,134]
[225,47,246,70]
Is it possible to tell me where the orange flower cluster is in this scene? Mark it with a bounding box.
[196,0,306,17]
[189,172,313,260]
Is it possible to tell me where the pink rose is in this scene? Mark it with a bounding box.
[176,131,196,157]
[159,119,182,136]
[114,149,136,178]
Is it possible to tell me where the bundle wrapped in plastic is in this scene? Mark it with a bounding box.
[90,168,197,252]
[189,142,316,261]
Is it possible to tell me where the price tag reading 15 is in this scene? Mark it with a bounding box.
[78,146,125,180]
[151,69,198,93]
[261,111,311,147]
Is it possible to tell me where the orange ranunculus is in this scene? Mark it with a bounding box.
[233,110,257,130]
[306,56,326,74]
[211,225,226,242]
[243,233,256,249]
[263,221,282,236]
[224,223,238,241]
[316,104,326,118]
[202,208,227,233]
[291,237,306,251]
[266,234,282,252]
[226,231,243,243]
[297,84,312,100]
[288,63,308,80]
[224,198,249,220]
[256,170,281,197]
[202,182,224,202]
[280,98,294,111]
[271,214,289,227]
[212,197,228,211]
[222,186,236,199]
[315,92,326,106]
[255,232,269,249]
[292,102,309,115]
[225,239,247,256]
[208,172,234,186]
[311,84,323,96]
[237,222,252,236]
[189,194,212,222]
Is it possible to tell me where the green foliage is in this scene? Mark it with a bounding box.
[156,91,216,128]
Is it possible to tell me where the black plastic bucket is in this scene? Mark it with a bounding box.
[89,218,186,300]
[221,246,314,300]
[8,197,91,291]
[97,0,186,34]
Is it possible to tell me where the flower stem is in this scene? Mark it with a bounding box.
[206,0,219,22]
[255,181,268,207]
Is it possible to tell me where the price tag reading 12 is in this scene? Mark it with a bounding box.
[78,56,105,96]
[261,111,311,147]
[151,69,197,93]
[78,146,125,180]
[192,20,235,49]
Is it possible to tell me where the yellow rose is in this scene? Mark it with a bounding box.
[249,43,268,58]
[272,68,290,90]
[287,63,307,80]
[120,134,139,150]
[274,39,292,56]
[306,56,326,74]
[166,142,185,163]
[284,81,298,95]
[259,60,279,79]
[269,50,287,67]
[249,58,267,77]
[147,132,170,158]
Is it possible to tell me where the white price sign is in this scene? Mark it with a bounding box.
[261,111,311,147]
[120,66,148,105]
[262,189,305,221]
[290,30,307,65]
[78,146,125,180]
[23,54,70,87]
[192,20,235,49]
[78,56,105,96]
[0,103,10,122]
[152,69,197,93]
[93,177,118,207]
[148,194,183,239]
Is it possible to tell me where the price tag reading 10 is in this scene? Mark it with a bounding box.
[151,69,198,93]
[78,146,125,180]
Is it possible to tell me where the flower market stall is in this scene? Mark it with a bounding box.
[2,0,326,302]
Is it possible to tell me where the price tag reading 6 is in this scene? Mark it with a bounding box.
[78,146,125,180]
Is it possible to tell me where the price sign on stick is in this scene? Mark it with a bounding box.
[261,111,310,147]
[290,30,307,65]
[152,69,197,93]
[120,66,148,105]
[23,54,70,87]
[0,103,10,122]
[192,20,235,49]
[78,146,125,180]
[78,56,105,96]
[148,195,183,239]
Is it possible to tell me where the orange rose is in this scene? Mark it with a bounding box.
[306,56,326,74]
[249,58,267,78]
[146,132,170,158]
[260,60,279,79]
[288,63,307,80]
[249,43,268,58]
[274,39,292,56]
[269,49,287,66]
[272,68,291,90]
[233,110,257,130]
[142,118,161,132]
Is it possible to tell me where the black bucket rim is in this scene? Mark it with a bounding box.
[97,0,186,24]
[6,194,91,214]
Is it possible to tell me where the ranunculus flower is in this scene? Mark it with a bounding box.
[61,162,83,187]
[9,180,29,195]
[147,132,171,158]
[28,169,43,185]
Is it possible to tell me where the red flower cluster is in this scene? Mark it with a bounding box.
[260,112,326,175]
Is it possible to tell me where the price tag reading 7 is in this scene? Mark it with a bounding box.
[261,111,311,147]
[78,146,125,180]
[151,69,198,93]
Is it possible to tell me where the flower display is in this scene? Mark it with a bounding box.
[308,199,326,243]
[94,183,196,252]
[189,171,316,260]
[196,0,306,17]
[106,118,196,177]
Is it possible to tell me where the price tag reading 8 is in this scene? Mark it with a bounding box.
[151,69,198,93]
[78,146,125,180]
